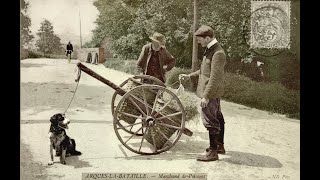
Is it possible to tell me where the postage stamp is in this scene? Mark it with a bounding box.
[250,0,291,49]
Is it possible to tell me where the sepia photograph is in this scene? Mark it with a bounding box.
[20,0,300,179]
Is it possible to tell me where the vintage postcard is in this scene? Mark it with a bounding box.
[20,0,300,179]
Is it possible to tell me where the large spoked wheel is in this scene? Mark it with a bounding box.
[111,75,165,136]
[113,84,186,155]
[111,75,165,114]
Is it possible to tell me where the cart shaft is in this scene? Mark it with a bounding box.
[77,62,127,96]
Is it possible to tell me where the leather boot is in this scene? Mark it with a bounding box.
[197,147,219,161]
[217,143,226,154]
[55,150,61,156]
[206,144,226,154]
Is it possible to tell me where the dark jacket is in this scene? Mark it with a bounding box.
[189,43,226,99]
[66,43,73,51]
[136,43,175,82]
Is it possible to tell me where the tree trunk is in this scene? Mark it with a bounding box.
[190,0,200,92]
[192,0,199,72]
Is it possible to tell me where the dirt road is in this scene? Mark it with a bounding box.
[20,58,300,180]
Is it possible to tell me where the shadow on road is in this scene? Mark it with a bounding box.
[21,142,49,180]
[65,155,92,169]
[221,151,283,168]
[117,137,210,161]
[21,63,48,68]
[119,148,282,168]
[21,120,113,124]
[189,132,283,168]
[117,134,282,168]
[21,82,111,113]
[21,143,92,180]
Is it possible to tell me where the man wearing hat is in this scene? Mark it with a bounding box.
[136,32,176,83]
[179,25,226,161]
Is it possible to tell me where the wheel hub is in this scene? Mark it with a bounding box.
[146,116,156,127]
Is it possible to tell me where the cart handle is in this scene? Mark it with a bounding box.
[77,62,127,96]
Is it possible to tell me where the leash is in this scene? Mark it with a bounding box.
[63,67,82,114]
[175,78,185,96]
[167,80,179,87]
[167,75,188,88]
[167,78,185,96]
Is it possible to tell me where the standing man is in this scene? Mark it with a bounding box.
[179,25,226,161]
[136,32,176,83]
[66,41,73,63]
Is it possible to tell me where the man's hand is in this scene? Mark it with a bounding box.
[163,65,168,71]
[200,97,209,108]
[179,74,190,81]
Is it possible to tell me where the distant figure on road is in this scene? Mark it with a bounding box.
[66,41,73,63]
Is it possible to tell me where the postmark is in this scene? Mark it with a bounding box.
[242,0,291,56]
[250,0,291,49]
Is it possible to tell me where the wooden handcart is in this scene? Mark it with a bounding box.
[77,62,193,155]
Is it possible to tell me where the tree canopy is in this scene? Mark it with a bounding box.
[88,0,300,89]
[20,0,34,49]
[35,19,63,56]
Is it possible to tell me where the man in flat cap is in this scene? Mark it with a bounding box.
[136,32,176,83]
[179,25,226,161]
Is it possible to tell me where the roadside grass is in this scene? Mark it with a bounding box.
[104,58,137,74]
[223,73,300,119]
[20,49,75,60]
[104,58,300,120]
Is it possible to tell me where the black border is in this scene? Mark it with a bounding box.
[14,0,307,180]
[5,0,20,179]
[299,0,304,177]
[300,0,313,179]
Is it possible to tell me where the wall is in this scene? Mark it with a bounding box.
[76,48,105,64]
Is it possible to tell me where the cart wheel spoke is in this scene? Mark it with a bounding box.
[157,127,173,146]
[142,87,150,116]
[151,90,161,115]
[118,112,141,119]
[128,96,147,117]
[156,112,182,120]
[139,127,149,152]
[153,96,174,117]
[157,122,182,130]
[124,126,143,144]
[157,116,180,127]
[130,93,153,110]
[116,122,143,130]
[151,128,158,152]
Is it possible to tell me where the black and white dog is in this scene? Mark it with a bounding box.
[48,113,81,165]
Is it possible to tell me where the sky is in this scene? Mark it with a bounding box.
[26,0,99,46]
